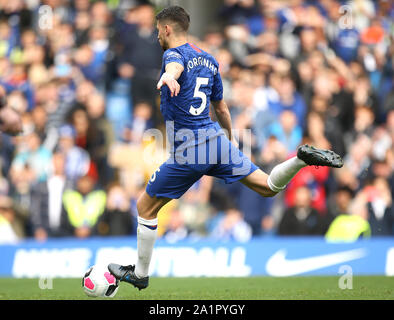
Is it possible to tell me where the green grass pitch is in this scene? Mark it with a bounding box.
[0,276,393,300]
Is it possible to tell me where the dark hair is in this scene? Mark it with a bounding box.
[156,6,190,33]
[336,185,355,197]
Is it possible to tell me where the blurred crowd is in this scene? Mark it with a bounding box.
[0,0,393,245]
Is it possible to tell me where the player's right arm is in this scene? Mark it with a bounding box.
[157,62,184,97]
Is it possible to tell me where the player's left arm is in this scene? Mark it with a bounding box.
[210,68,235,143]
[211,99,232,141]
[157,62,184,97]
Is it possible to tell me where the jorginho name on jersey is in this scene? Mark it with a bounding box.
[185,55,218,75]
[159,42,223,131]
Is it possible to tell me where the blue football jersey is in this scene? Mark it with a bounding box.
[159,42,223,131]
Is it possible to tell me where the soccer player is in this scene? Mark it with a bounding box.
[108,6,343,290]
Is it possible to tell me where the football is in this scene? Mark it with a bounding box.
[82,265,119,298]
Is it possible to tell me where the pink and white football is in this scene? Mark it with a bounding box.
[82,265,119,298]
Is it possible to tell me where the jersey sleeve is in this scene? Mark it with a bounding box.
[163,49,184,68]
[210,71,223,101]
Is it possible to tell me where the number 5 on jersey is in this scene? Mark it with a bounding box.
[189,77,209,116]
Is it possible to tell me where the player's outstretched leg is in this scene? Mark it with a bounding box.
[267,144,343,192]
[108,191,171,290]
[241,144,343,197]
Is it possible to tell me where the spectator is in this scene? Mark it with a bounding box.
[352,75,380,122]
[305,111,332,151]
[342,134,372,187]
[350,0,376,32]
[30,105,48,144]
[74,23,109,90]
[122,101,154,144]
[209,208,252,243]
[293,27,319,66]
[266,110,303,153]
[278,186,331,236]
[69,107,101,158]
[95,182,134,236]
[62,173,106,239]
[327,185,355,219]
[29,151,74,241]
[163,208,190,243]
[74,10,91,47]
[325,191,371,242]
[258,135,288,172]
[56,124,91,183]
[0,195,19,244]
[364,177,394,236]
[10,129,52,183]
[224,23,255,67]
[346,106,376,145]
[73,79,97,110]
[85,92,115,186]
[218,0,259,28]
[329,12,360,64]
[115,3,162,111]
[268,75,307,129]
[36,80,74,139]
[0,132,16,177]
